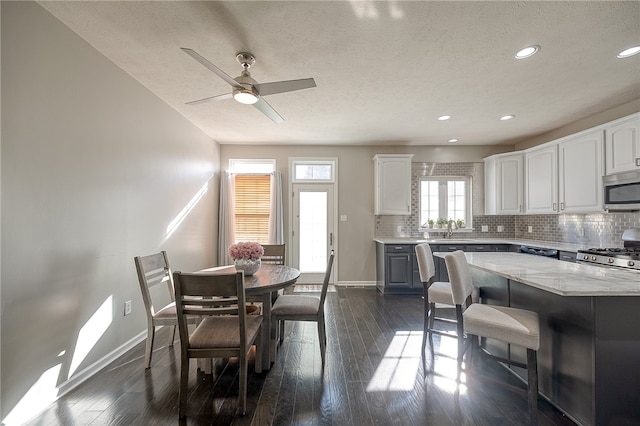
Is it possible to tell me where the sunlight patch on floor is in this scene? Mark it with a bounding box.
[367,331,422,391]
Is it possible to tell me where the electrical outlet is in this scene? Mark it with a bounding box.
[124,300,132,316]
[528,226,533,233]
[578,227,585,237]
[481,225,488,232]
[497,225,504,232]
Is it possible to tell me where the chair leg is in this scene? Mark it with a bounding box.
[255,334,263,374]
[144,325,155,369]
[239,350,248,416]
[168,325,176,347]
[179,355,189,418]
[278,320,285,345]
[318,315,327,365]
[421,285,429,359]
[428,302,436,352]
[455,306,465,380]
[527,348,539,426]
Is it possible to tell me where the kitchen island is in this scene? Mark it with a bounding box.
[434,252,640,426]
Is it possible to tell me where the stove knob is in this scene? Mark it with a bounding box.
[629,261,635,267]
[591,256,597,261]
[608,258,615,263]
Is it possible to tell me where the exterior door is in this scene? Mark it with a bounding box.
[291,184,335,284]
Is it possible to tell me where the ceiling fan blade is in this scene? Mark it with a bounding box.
[181,47,240,88]
[254,78,316,96]
[185,93,233,105]
[253,97,284,123]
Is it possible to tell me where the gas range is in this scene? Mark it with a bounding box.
[576,229,640,271]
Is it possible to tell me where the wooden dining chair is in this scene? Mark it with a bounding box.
[270,250,334,365]
[134,251,196,369]
[173,270,263,418]
[261,244,286,265]
[444,250,541,426]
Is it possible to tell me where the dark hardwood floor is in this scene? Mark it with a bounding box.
[27,288,576,425]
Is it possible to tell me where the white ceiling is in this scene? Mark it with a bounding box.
[39,1,640,146]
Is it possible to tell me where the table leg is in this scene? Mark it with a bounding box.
[261,292,272,371]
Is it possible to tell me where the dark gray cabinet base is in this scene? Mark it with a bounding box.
[471,268,640,426]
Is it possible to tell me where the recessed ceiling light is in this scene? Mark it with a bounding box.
[438,115,451,121]
[448,138,458,143]
[515,45,540,59]
[617,46,640,58]
[500,115,516,121]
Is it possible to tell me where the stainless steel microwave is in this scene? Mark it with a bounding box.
[603,170,640,211]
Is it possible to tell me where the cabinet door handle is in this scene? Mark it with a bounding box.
[393,246,403,250]
[636,158,640,166]
[560,202,565,210]
[553,202,557,211]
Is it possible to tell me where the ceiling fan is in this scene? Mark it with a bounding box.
[181,48,316,123]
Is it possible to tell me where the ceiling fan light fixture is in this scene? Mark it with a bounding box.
[617,46,640,58]
[515,45,540,59]
[233,88,258,104]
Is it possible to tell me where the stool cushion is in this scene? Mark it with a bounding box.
[463,304,540,350]
[428,281,454,305]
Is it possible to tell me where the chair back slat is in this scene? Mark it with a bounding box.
[261,244,286,265]
[134,251,174,316]
[318,250,335,308]
[173,271,249,350]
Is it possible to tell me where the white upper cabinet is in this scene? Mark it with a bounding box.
[558,130,604,213]
[373,154,413,215]
[605,113,640,175]
[525,129,604,214]
[525,144,558,213]
[485,152,524,215]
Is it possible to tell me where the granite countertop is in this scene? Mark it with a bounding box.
[433,251,640,297]
[373,237,588,253]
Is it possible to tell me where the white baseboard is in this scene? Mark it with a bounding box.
[56,329,147,397]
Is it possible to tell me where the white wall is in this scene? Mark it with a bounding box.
[1,2,219,421]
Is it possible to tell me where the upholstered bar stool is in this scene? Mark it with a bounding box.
[414,243,457,360]
[444,250,541,426]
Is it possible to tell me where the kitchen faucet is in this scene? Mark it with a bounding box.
[446,220,456,239]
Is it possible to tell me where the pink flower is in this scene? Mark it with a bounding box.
[228,242,264,261]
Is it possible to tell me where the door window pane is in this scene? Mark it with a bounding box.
[299,191,327,272]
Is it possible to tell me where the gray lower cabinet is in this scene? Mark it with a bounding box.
[377,242,556,291]
[376,242,421,294]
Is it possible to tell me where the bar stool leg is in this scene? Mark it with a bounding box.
[527,348,539,426]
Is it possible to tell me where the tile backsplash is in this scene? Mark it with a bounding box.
[375,162,640,247]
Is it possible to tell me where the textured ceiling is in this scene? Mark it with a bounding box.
[39,1,640,146]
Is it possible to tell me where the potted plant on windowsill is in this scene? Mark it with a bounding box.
[436,218,447,229]
[456,219,465,229]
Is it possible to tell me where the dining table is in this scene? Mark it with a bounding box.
[197,263,300,371]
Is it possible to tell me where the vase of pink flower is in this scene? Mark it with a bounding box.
[228,242,264,276]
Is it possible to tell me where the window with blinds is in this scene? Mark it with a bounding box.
[234,174,271,244]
